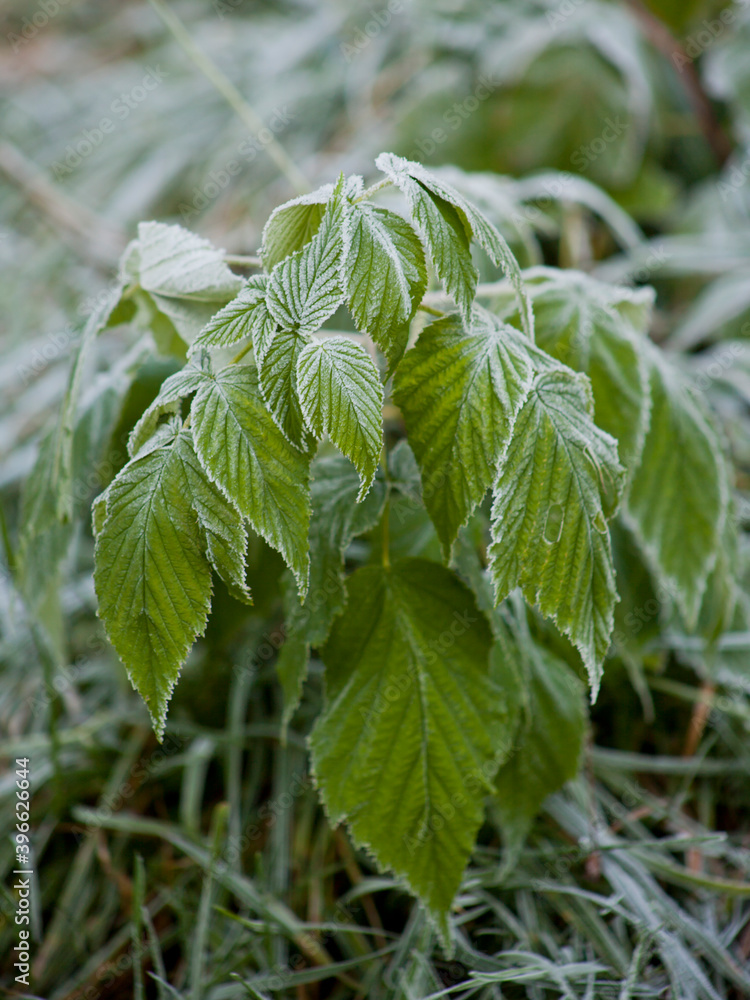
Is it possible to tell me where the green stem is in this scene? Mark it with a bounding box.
[190,802,230,997]
[0,498,16,575]
[224,254,263,268]
[148,0,308,195]
[131,854,146,1000]
[380,445,391,569]
[417,303,445,317]
[229,341,253,365]
[422,281,515,308]
[355,177,392,203]
[381,495,390,569]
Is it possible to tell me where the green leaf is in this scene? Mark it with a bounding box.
[488,367,626,697]
[393,307,533,555]
[345,203,427,370]
[190,276,273,354]
[94,424,248,735]
[128,364,209,458]
[376,153,533,336]
[497,270,651,474]
[190,364,312,593]
[311,558,514,947]
[148,296,231,347]
[130,288,187,360]
[624,343,728,627]
[297,337,383,499]
[375,154,476,323]
[258,328,315,449]
[266,178,349,335]
[493,623,587,865]
[260,184,333,271]
[277,455,386,731]
[176,430,251,606]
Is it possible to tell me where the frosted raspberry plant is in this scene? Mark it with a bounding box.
[83,153,732,946]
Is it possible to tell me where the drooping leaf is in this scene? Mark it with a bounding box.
[190,364,312,593]
[695,499,740,645]
[93,424,248,735]
[20,324,148,629]
[257,328,315,449]
[52,285,125,520]
[393,307,533,556]
[496,269,651,474]
[376,153,533,336]
[311,558,514,947]
[297,337,383,499]
[18,432,74,637]
[493,620,587,865]
[489,367,626,697]
[345,203,427,370]
[609,521,663,663]
[189,276,274,354]
[266,177,350,335]
[277,454,387,730]
[625,343,728,627]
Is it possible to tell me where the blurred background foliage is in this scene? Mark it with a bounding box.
[2,0,750,997]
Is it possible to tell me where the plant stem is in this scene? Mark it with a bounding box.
[355,177,392,202]
[0,498,16,575]
[417,303,445,317]
[190,802,230,997]
[230,342,253,365]
[131,854,146,1000]
[379,444,391,569]
[225,254,263,268]
[148,0,309,195]
[422,281,514,308]
[381,495,390,569]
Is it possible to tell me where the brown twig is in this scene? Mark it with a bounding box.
[334,829,388,951]
[682,681,715,758]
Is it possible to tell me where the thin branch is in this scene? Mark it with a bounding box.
[626,0,732,166]
[148,0,309,195]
